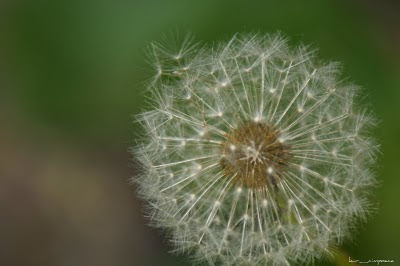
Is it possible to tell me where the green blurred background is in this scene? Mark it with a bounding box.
[0,0,399,265]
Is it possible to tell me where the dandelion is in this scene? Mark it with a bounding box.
[133,33,378,265]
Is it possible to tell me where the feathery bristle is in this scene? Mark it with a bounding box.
[133,33,378,265]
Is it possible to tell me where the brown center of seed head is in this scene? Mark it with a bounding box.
[219,121,291,189]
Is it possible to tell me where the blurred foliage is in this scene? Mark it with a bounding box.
[1,0,399,265]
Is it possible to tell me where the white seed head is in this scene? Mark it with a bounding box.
[133,33,378,265]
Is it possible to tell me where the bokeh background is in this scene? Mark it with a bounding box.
[1,0,399,265]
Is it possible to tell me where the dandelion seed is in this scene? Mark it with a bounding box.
[133,33,378,265]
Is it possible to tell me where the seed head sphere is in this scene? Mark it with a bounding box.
[133,33,378,265]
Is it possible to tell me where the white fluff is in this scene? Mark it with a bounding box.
[133,33,378,265]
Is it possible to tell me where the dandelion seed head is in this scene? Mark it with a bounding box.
[133,33,378,265]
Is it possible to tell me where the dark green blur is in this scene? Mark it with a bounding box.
[1,0,399,265]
